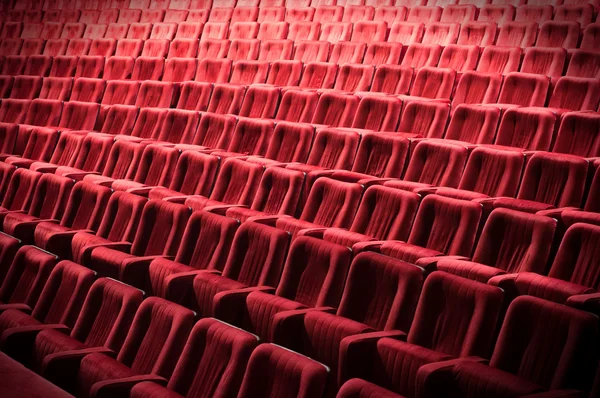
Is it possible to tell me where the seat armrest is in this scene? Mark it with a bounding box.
[271,307,336,347]
[296,228,327,238]
[213,286,276,324]
[0,303,32,314]
[339,330,408,384]
[120,255,173,288]
[246,215,286,226]
[64,171,100,181]
[163,195,190,204]
[521,390,584,398]
[416,357,487,397]
[91,375,168,398]
[203,204,248,215]
[566,292,600,315]
[81,241,132,266]
[165,270,219,304]
[126,186,155,197]
[415,255,470,272]
[42,347,117,389]
[1,324,70,358]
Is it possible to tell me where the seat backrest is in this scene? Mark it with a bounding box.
[549,223,600,290]
[473,208,556,273]
[422,22,459,45]
[196,58,232,83]
[457,21,496,46]
[536,20,580,48]
[490,296,597,390]
[111,297,195,378]
[69,134,115,173]
[192,112,237,148]
[70,77,105,103]
[23,98,62,127]
[275,90,319,124]
[349,185,419,242]
[293,40,330,63]
[220,221,291,287]
[397,101,450,138]
[266,60,303,86]
[130,108,168,139]
[410,66,456,100]
[566,49,600,79]
[388,21,424,44]
[102,80,140,106]
[251,167,305,216]
[334,63,374,92]
[239,85,281,119]
[265,121,314,163]
[452,71,502,107]
[495,107,556,151]
[163,58,197,83]
[459,146,525,197]
[311,93,360,128]
[258,39,293,61]
[229,60,269,84]
[521,47,567,79]
[130,199,192,257]
[438,44,480,72]
[104,56,135,80]
[32,260,95,327]
[370,65,414,95]
[275,236,353,308]
[131,144,180,187]
[27,172,75,220]
[408,271,503,357]
[58,101,99,131]
[553,111,600,157]
[401,43,442,68]
[337,252,424,332]
[497,72,549,107]
[581,23,600,50]
[441,4,477,23]
[477,46,521,75]
[1,167,42,211]
[93,190,147,245]
[166,151,219,197]
[363,42,402,65]
[159,109,200,145]
[237,344,329,398]
[305,127,360,169]
[0,245,57,309]
[207,158,265,206]
[297,178,363,228]
[496,21,537,47]
[517,152,588,208]
[0,98,30,124]
[70,278,143,354]
[131,56,164,81]
[351,132,408,178]
[288,21,320,41]
[207,83,245,114]
[407,5,442,23]
[99,105,139,136]
[548,76,600,112]
[141,318,259,398]
[445,104,500,145]
[407,194,482,256]
[173,211,239,271]
[228,117,275,157]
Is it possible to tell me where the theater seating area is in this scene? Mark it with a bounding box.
[0,0,599,397]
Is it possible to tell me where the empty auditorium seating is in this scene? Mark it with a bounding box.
[0,0,599,395]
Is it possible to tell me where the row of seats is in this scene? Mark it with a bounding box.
[0,174,599,396]
[1,68,598,125]
[1,116,600,236]
[9,0,600,10]
[4,4,600,29]
[1,247,596,398]
[7,1,600,26]
[2,44,599,84]
[2,19,599,50]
